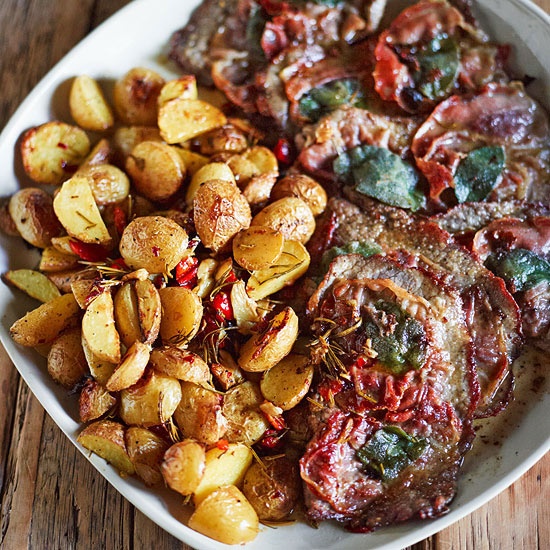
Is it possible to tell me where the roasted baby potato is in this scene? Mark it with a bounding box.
[242,456,301,521]
[79,379,117,423]
[193,179,251,253]
[246,239,310,300]
[125,141,185,202]
[53,175,112,246]
[82,290,121,364]
[238,307,299,373]
[173,382,227,446]
[185,161,235,205]
[8,187,63,248]
[106,341,150,392]
[149,347,210,385]
[161,439,206,495]
[3,269,61,302]
[260,353,314,410]
[157,75,198,106]
[192,442,253,504]
[112,125,162,164]
[222,381,269,444]
[69,75,114,131]
[158,98,227,144]
[76,164,130,206]
[188,485,259,545]
[270,173,327,216]
[113,67,165,125]
[113,282,142,348]
[252,196,315,244]
[47,328,88,388]
[119,370,182,427]
[10,293,81,347]
[232,226,284,271]
[20,121,90,185]
[119,215,188,273]
[81,335,117,385]
[126,426,169,487]
[77,419,135,475]
[158,286,203,345]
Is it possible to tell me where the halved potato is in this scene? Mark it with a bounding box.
[246,240,310,300]
[119,370,182,427]
[106,341,150,392]
[270,173,327,217]
[79,379,117,423]
[158,286,203,345]
[81,330,117,385]
[126,141,185,202]
[69,75,114,131]
[173,382,227,446]
[112,125,162,164]
[175,149,209,178]
[77,419,135,475]
[113,67,165,125]
[158,75,198,106]
[70,278,107,309]
[188,485,259,545]
[158,98,227,144]
[161,439,206,495]
[230,280,261,334]
[186,161,235,205]
[76,164,130,206]
[252,197,315,244]
[53,175,112,245]
[9,187,63,248]
[222,381,269,444]
[78,138,113,169]
[39,247,80,272]
[10,293,81,347]
[113,282,141,348]
[260,353,314,410]
[126,427,169,487]
[149,347,210,385]
[47,328,88,388]
[192,443,253,505]
[238,307,299,373]
[134,278,162,345]
[3,269,61,303]
[82,290,121,364]
[193,179,251,253]
[20,121,90,185]
[232,226,284,271]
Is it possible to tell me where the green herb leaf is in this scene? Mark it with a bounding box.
[334,145,425,211]
[299,79,367,122]
[320,240,382,274]
[363,301,427,373]
[415,36,459,100]
[454,146,505,203]
[357,426,428,481]
[486,248,550,292]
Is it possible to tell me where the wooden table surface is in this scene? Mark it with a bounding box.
[0,1,548,549]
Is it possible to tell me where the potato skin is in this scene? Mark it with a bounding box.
[242,457,301,521]
[119,215,188,273]
[270,174,327,217]
[47,328,88,388]
[251,197,315,244]
[113,67,164,125]
[161,439,206,495]
[193,179,251,253]
[9,188,63,248]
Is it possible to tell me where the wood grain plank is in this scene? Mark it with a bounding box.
[0,380,45,549]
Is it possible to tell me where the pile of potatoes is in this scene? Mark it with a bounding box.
[2,66,329,545]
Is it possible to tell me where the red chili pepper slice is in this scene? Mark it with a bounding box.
[212,290,234,323]
[273,137,294,165]
[175,256,199,288]
[68,240,108,262]
[113,206,127,236]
